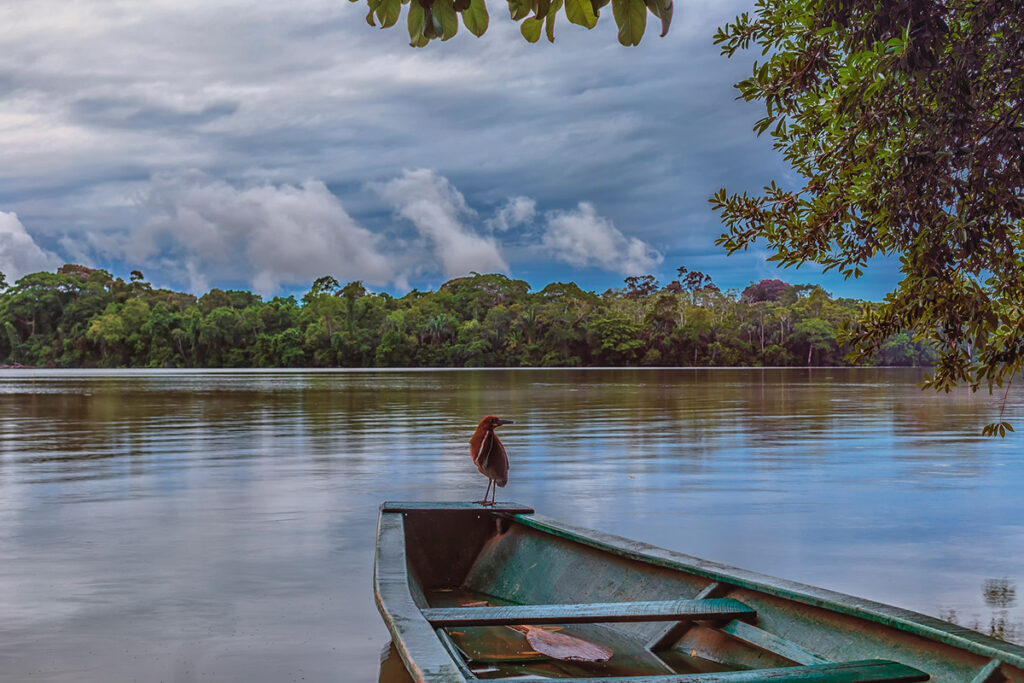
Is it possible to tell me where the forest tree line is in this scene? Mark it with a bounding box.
[0,264,936,369]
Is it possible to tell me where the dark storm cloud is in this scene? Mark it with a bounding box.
[69,97,241,132]
[0,0,894,297]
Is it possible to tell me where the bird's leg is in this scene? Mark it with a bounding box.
[476,480,493,505]
[489,483,497,505]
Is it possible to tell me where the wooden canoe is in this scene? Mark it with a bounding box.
[374,502,1024,682]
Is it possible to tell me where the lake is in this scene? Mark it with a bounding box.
[0,368,1021,681]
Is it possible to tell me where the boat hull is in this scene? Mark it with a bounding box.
[375,502,1024,682]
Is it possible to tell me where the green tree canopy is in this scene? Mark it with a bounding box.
[4,265,902,371]
[711,0,1023,434]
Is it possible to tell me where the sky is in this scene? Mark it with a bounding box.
[0,0,902,300]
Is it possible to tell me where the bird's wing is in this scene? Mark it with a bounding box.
[475,430,509,485]
[475,430,493,468]
[492,435,509,486]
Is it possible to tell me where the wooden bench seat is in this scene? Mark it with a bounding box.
[513,658,930,682]
[422,597,755,626]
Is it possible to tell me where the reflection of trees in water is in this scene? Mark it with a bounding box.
[941,578,1021,643]
[984,578,1017,609]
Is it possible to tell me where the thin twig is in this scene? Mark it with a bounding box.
[999,374,1013,421]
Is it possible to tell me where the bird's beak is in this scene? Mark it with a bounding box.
[495,419,515,426]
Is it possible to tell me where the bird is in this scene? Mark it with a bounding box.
[469,415,514,506]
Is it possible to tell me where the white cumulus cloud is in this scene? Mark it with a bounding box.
[0,211,63,284]
[371,169,507,278]
[542,202,662,275]
[487,196,537,232]
[128,173,394,294]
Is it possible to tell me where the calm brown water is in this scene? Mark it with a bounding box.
[0,368,1021,681]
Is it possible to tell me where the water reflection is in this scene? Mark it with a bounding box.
[0,368,1021,681]
[941,578,1021,643]
[379,643,415,683]
[984,578,1017,609]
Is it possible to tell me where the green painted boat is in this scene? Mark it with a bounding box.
[374,502,1024,682]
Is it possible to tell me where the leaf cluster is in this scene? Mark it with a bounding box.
[711,0,1024,434]
[357,0,670,46]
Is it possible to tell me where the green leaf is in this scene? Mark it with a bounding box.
[644,0,671,37]
[433,0,459,39]
[376,0,402,27]
[590,0,609,16]
[408,1,427,44]
[367,0,383,25]
[564,0,597,28]
[545,0,562,42]
[520,16,543,42]
[536,0,551,20]
[509,0,532,20]
[461,0,489,36]
[611,0,645,45]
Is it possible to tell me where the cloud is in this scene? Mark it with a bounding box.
[0,211,62,283]
[487,196,536,232]
[128,173,394,294]
[542,202,663,275]
[371,169,507,278]
[0,0,838,297]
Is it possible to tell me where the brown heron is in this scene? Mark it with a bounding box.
[470,415,513,505]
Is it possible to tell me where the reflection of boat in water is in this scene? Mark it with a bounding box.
[380,642,416,683]
[375,502,1024,682]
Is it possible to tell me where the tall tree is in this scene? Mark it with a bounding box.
[302,276,344,349]
[711,0,1023,435]
[623,275,660,300]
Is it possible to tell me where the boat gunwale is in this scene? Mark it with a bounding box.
[515,512,1024,672]
[374,508,470,683]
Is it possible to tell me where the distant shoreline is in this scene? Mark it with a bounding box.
[2,268,935,370]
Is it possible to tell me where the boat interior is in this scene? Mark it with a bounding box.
[378,503,1022,682]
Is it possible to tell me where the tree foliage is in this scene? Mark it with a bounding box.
[711,0,1024,427]
[356,0,671,46]
[0,265,936,371]
[742,278,793,304]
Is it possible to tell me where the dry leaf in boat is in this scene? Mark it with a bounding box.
[508,625,613,662]
[460,600,490,607]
